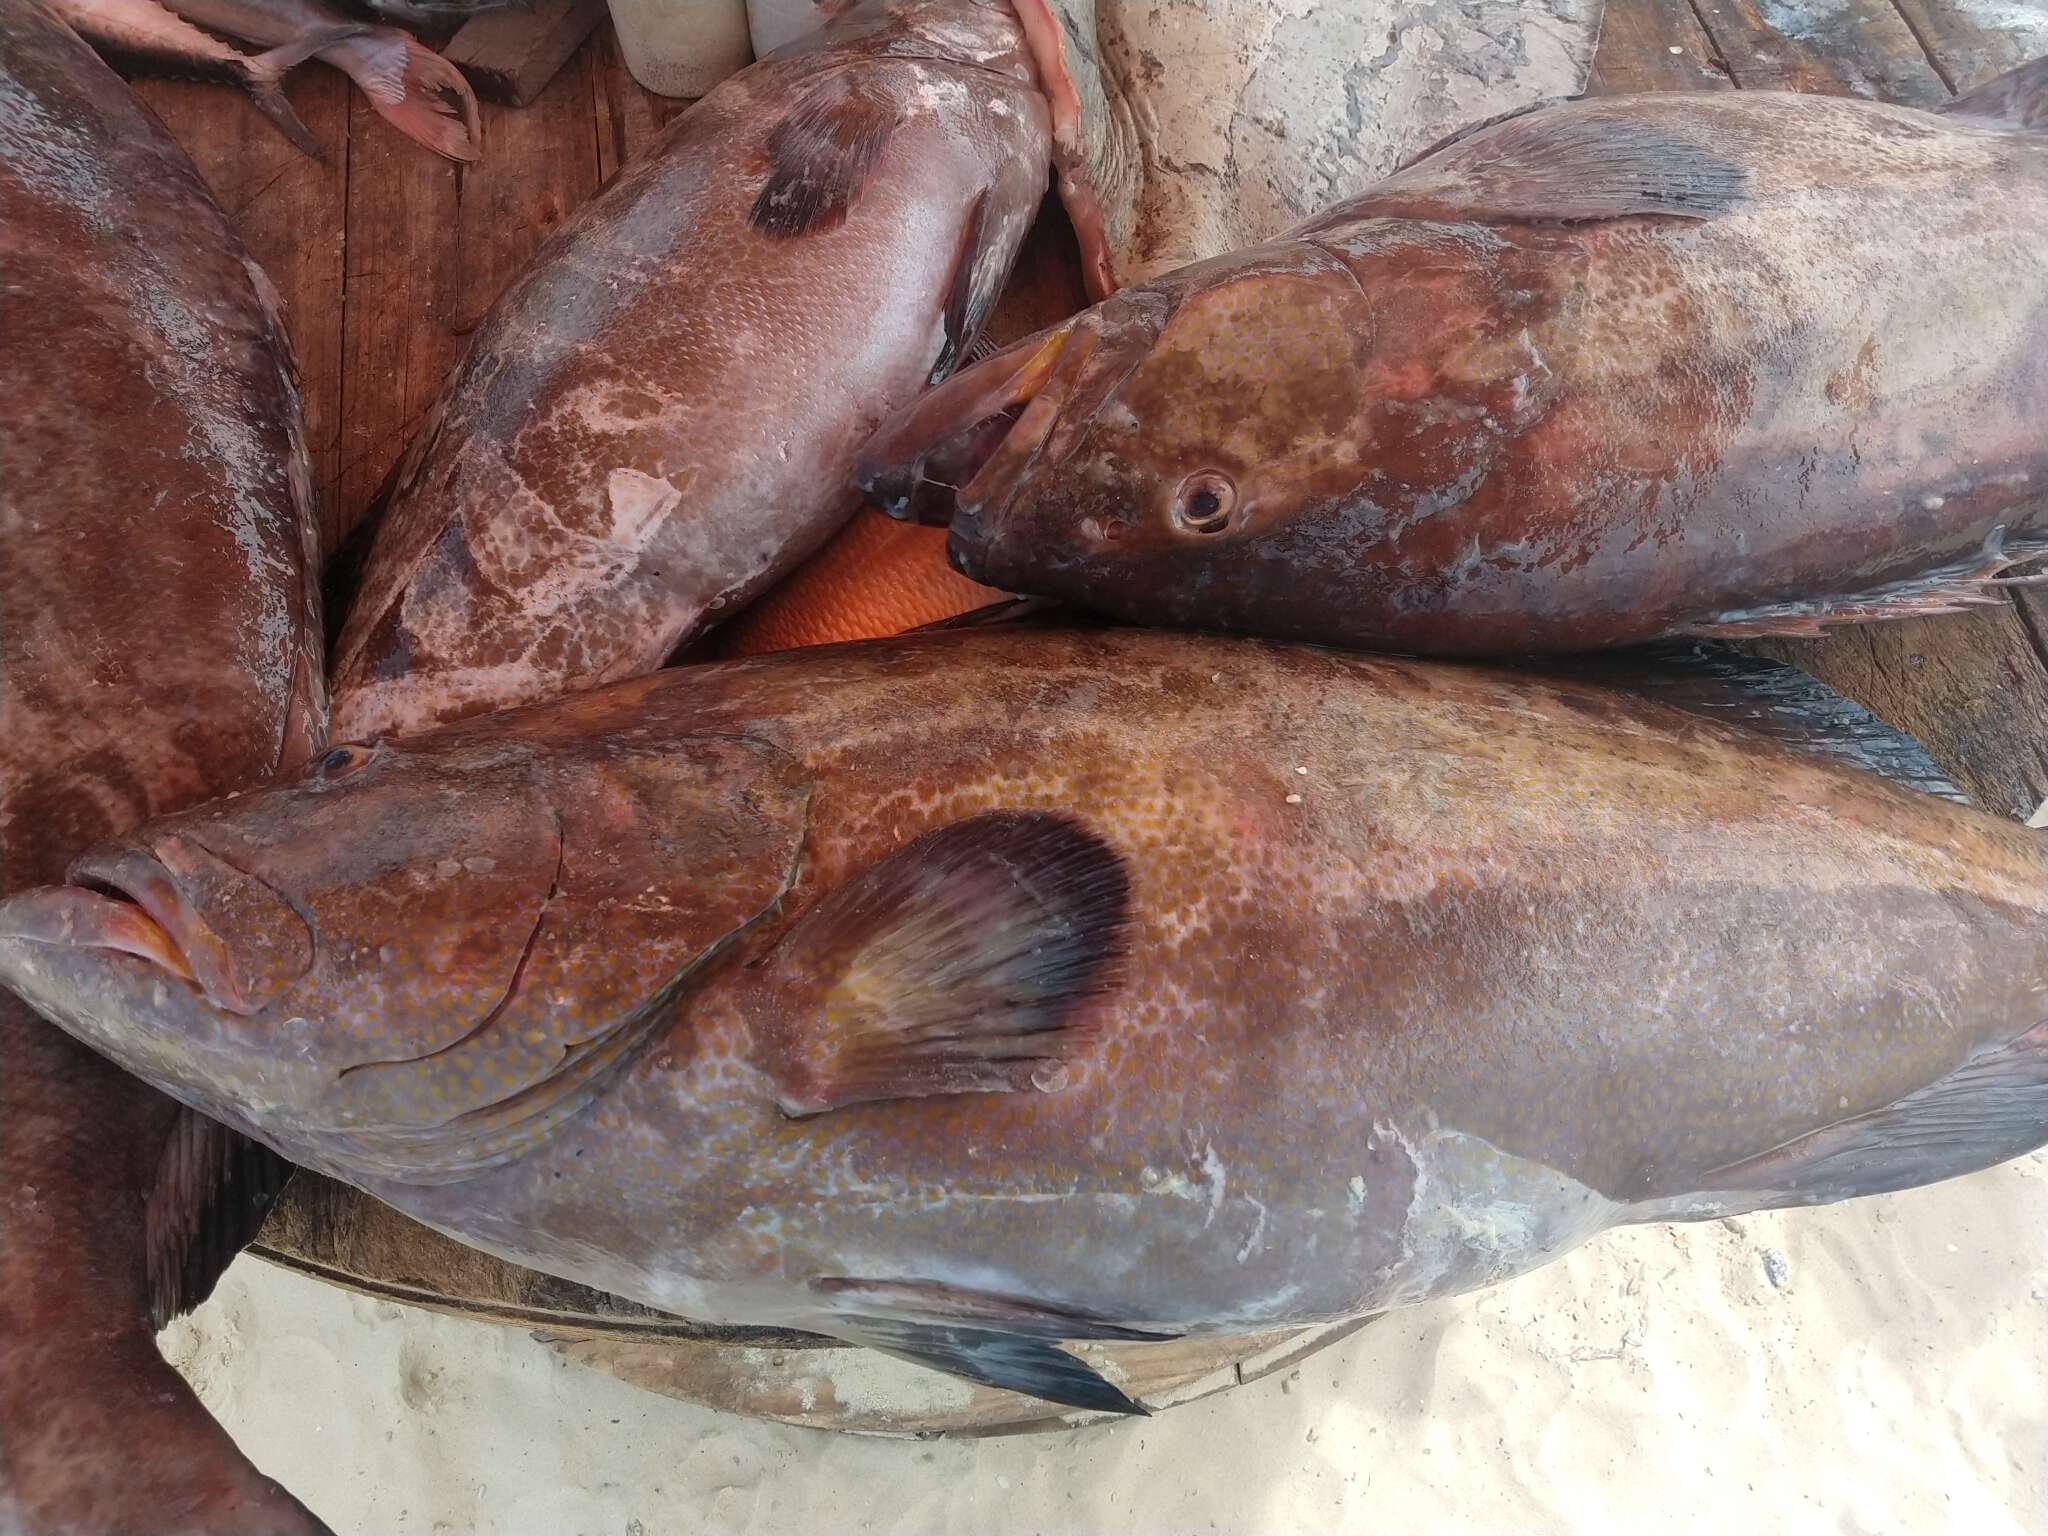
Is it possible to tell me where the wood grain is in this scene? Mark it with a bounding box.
[1585,0,1728,95]
[1687,0,1946,104]
[445,0,607,107]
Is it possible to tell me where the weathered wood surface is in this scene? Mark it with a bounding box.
[120,0,2048,1429]
[445,0,607,106]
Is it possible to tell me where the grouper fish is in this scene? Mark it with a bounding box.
[860,58,2048,656]
[0,0,328,1527]
[5,626,2046,1415]
[328,0,1051,739]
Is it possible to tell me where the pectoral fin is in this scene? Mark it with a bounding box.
[759,811,1129,1116]
[749,68,897,238]
[824,1312,1156,1416]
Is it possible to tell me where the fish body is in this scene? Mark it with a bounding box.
[865,68,2048,656]
[0,0,327,1527]
[328,0,1050,739]
[7,629,2048,1413]
[158,0,482,160]
[43,0,350,153]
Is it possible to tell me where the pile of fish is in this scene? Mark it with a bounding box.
[3,0,2047,1525]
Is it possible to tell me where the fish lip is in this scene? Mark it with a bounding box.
[855,324,1078,526]
[64,842,258,1015]
[0,884,197,990]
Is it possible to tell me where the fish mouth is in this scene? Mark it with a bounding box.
[36,840,283,1016]
[854,292,1170,553]
[0,882,197,991]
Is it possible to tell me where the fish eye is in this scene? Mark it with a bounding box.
[1171,473,1237,536]
[307,743,378,784]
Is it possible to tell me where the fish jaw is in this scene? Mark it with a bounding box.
[856,289,1169,563]
[0,888,286,1135]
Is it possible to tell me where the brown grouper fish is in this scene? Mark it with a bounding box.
[860,59,2048,656]
[328,0,1050,739]
[4,627,2047,1415]
[0,0,328,1529]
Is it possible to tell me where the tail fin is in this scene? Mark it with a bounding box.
[319,28,482,162]
[239,24,364,158]
[1937,56,2048,131]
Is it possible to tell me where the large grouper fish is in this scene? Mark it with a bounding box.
[860,57,2048,656]
[0,0,328,1528]
[5,626,2047,1414]
[329,0,1051,739]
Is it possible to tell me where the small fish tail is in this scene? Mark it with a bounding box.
[239,24,363,158]
[320,28,482,162]
[1937,55,2048,132]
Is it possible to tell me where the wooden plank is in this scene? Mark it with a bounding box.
[1687,0,1947,104]
[1889,0,2048,91]
[1586,0,1731,95]
[446,0,607,107]
[552,1316,1375,1437]
[135,71,354,555]
[334,37,606,546]
[592,20,690,184]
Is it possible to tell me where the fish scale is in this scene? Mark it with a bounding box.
[4,628,2046,1414]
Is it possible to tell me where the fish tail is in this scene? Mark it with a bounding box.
[319,28,482,162]
[239,25,362,158]
[1936,56,2048,132]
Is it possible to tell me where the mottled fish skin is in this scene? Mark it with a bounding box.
[868,77,2048,656]
[0,2,328,1530]
[7,629,2048,1411]
[328,0,1051,740]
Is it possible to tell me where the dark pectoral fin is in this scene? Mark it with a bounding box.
[1528,641,1968,804]
[749,69,897,238]
[146,1109,296,1330]
[1699,1021,2048,1206]
[826,1314,1153,1417]
[1937,56,2048,132]
[761,811,1129,1116]
[1330,104,1749,227]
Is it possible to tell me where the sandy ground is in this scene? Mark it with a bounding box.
[164,1151,2046,1535]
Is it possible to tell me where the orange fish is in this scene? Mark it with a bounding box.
[710,508,1001,658]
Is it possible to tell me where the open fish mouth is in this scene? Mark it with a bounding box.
[0,837,313,1017]
[854,291,1170,547]
[0,880,198,991]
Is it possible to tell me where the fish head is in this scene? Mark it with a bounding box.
[0,727,810,1183]
[855,240,1381,633]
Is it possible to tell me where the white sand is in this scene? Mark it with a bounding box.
[164,1153,2047,1534]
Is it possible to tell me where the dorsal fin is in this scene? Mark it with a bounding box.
[1937,56,2048,132]
[1519,642,1968,805]
[1308,100,1750,231]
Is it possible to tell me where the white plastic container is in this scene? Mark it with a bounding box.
[608,0,751,98]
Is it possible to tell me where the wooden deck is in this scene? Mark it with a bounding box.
[127,0,2048,1430]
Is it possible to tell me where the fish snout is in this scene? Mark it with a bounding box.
[66,835,313,1016]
